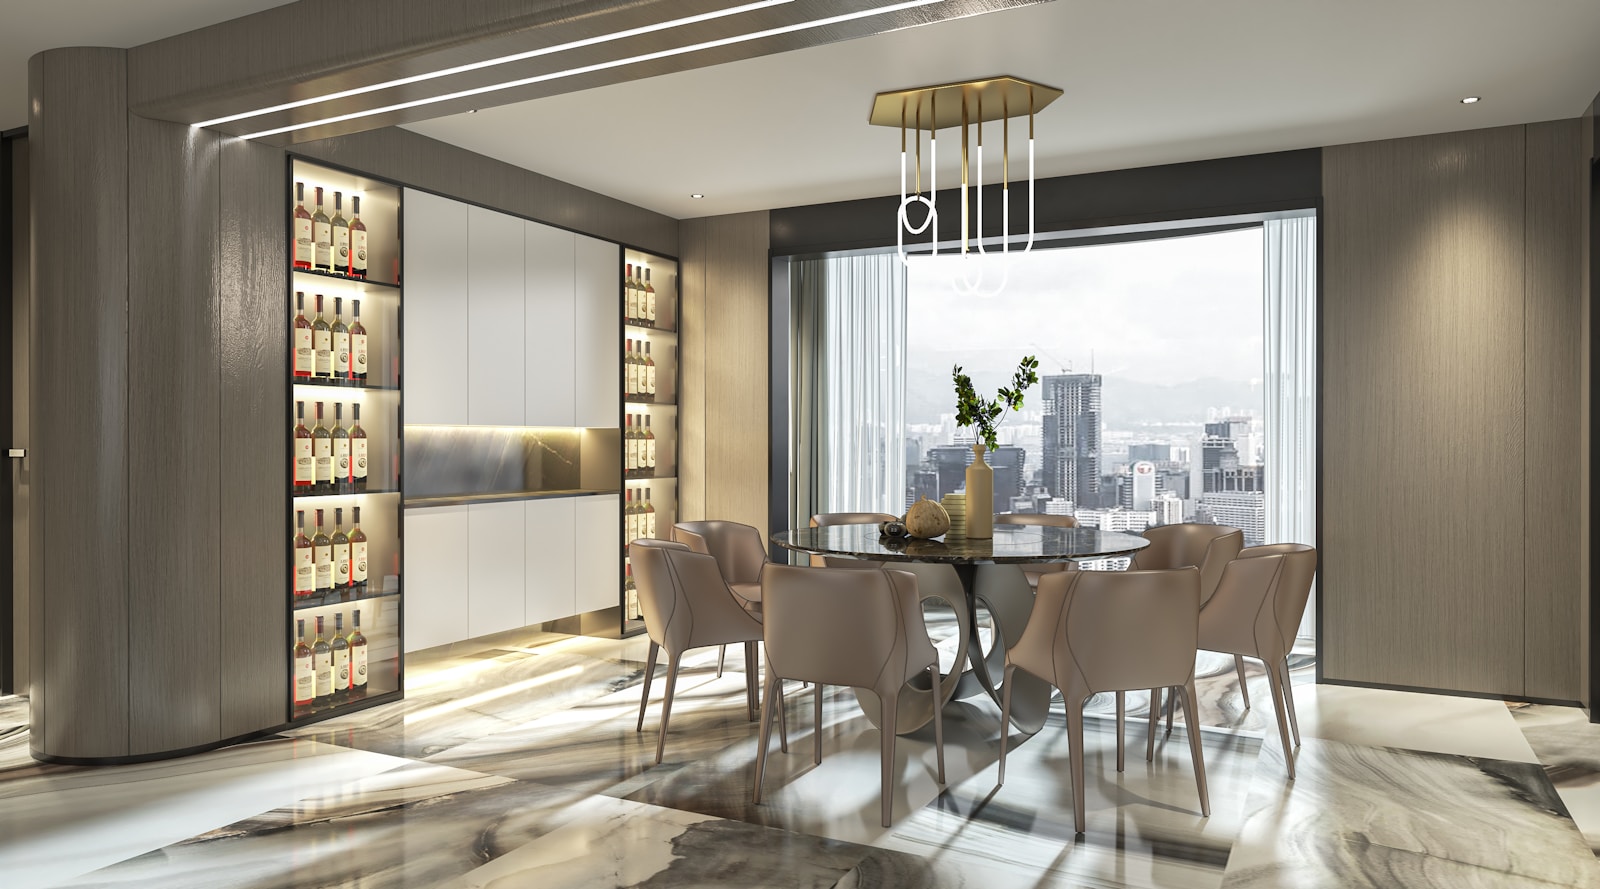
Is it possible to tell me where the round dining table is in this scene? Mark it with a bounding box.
[770,522,1150,735]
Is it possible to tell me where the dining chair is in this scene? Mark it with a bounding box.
[754,562,946,828]
[995,512,1080,590]
[1131,523,1246,724]
[999,567,1208,834]
[630,538,775,764]
[1193,543,1318,777]
[808,512,899,568]
[673,520,767,678]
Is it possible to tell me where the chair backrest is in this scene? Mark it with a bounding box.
[807,512,899,568]
[1131,523,1243,604]
[672,520,767,586]
[1015,568,1200,695]
[630,538,758,651]
[995,513,1078,528]
[1200,543,1317,660]
[759,562,936,696]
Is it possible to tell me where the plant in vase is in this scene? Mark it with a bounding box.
[952,355,1039,538]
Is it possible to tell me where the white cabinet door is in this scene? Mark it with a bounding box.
[467,501,526,639]
[524,221,577,426]
[575,494,620,614]
[467,206,526,426]
[574,235,619,428]
[402,190,469,425]
[403,505,470,652]
[525,498,577,625]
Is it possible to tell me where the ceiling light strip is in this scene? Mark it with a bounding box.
[195,0,794,129]
[240,0,948,140]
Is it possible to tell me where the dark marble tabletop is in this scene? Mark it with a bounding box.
[770,522,1150,564]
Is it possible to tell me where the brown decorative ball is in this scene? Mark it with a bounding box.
[903,498,951,539]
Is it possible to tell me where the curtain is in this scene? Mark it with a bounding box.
[790,254,907,531]
[1263,215,1318,640]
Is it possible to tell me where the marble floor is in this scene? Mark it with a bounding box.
[2,631,1599,888]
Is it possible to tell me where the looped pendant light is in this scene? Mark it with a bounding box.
[870,76,1062,295]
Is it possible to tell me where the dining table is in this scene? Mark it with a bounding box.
[770,521,1150,735]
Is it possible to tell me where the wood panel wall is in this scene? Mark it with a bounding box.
[1323,122,1588,700]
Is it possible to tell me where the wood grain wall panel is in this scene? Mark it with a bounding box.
[1322,126,1528,696]
[29,48,130,758]
[701,212,770,542]
[11,139,30,696]
[678,218,706,522]
[127,116,223,753]
[219,136,290,738]
[1524,119,1586,701]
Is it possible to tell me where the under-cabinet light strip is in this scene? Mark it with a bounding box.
[240,0,948,139]
[195,0,794,129]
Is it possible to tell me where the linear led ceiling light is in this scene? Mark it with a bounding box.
[238,0,950,139]
[196,0,793,129]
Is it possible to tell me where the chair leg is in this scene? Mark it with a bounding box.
[998,664,1016,785]
[636,640,659,733]
[1281,655,1302,748]
[1165,684,1175,737]
[1146,688,1160,762]
[1177,681,1210,818]
[1116,691,1126,772]
[655,650,681,765]
[776,676,789,754]
[813,681,825,765]
[716,644,726,679]
[880,691,899,828]
[753,669,781,805]
[930,663,946,785]
[1263,659,1297,780]
[744,641,758,721]
[1065,693,1088,835]
[1234,654,1252,709]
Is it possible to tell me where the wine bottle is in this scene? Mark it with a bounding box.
[624,262,638,323]
[349,299,368,383]
[643,342,657,401]
[292,401,314,493]
[312,402,333,493]
[624,414,638,476]
[624,339,638,398]
[293,509,315,601]
[349,609,368,692]
[293,618,315,706]
[644,414,657,473]
[331,192,349,278]
[332,506,351,593]
[644,487,657,539]
[312,615,334,703]
[313,508,333,601]
[332,403,351,493]
[625,489,638,543]
[349,196,368,279]
[292,291,314,379]
[644,267,657,327]
[312,187,332,272]
[332,297,350,384]
[331,612,351,698]
[312,294,332,380]
[349,506,368,594]
[624,565,639,621]
[293,183,314,271]
[350,404,368,492]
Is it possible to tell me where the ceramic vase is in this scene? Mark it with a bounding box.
[965,443,994,539]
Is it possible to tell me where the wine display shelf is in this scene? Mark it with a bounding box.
[293,380,402,392]
[294,269,401,289]
[293,587,403,612]
[292,486,402,499]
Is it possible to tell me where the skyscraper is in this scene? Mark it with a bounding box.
[1041,373,1102,507]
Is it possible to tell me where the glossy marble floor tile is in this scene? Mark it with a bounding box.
[1277,683,1539,763]
[1511,703,1600,855]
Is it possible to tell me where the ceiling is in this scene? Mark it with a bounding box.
[0,0,291,131]
[404,0,1600,219]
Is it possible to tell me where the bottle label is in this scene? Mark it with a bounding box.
[314,652,333,697]
[334,439,351,481]
[626,439,637,471]
[351,541,368,583]
[315,544,333,590]
[314,439,332,482]
[294,329,314,375]
[314,221,331,266]
[646,365,657,395]
[352,230,368,273]
[645,512,656,539]
[351,334,367,376]
[294,220,314,264]
[626,512,638,544]
[333,648,350,689]
[334,542,351,586]
[314,330,332,376]
[352,439,368,481]
[646,440,657,468]
[647,293,657,322]
[294,547,314,594]
[352,645,368,686]
[626,364,638,397]
[293,653,315,703]
[294,439,314,484]
[334,332,350,374]
[333,227,350,267]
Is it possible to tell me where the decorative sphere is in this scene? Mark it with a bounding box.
[879,520,908,538]
[903,498,951,539]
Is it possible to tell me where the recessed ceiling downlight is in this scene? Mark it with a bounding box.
[691,193,705,199]
[1460,96,1480,104]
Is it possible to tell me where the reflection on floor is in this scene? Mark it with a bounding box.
[2,630,1598,888]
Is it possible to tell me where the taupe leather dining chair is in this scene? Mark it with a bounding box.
[630,539,771,764]
[1193,543,1318,778]
[754,562,946,828]
[673,521,767,678]
[1131,523,1246,720]
[999,567,1208,835]
[808,512,899,568]
[995,513,1079,590]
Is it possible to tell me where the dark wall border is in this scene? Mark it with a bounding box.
[1589,90,1599,720]
[0,126,19,696]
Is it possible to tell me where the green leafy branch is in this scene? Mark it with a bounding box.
[952,355,1040,452]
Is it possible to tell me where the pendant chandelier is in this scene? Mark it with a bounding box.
[870,76,1062,294]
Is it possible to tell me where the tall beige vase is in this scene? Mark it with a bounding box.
[965,443,994,539]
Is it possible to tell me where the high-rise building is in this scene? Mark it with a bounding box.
[1201,491,1267,546]
[1128,443,1171,463]
[1041,373,1102,507]
[926,445,972,502]
[988,445,1026,516]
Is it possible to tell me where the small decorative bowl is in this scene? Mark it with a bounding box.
[879,520,909,539]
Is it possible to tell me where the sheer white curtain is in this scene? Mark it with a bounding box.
[790,254,907,528]
[1263,215,1318,640]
